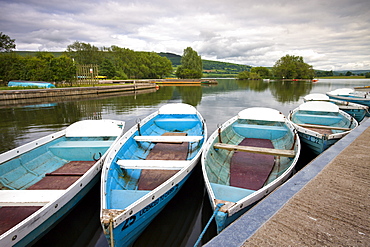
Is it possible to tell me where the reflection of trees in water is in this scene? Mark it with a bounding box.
[269,81,313,103]
[237,79,270,92]
[176,86,202,106]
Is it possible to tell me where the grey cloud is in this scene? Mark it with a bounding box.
[0,0,369,70]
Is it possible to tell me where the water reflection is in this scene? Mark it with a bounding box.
[269,80,313,102]
[2,79,369,154]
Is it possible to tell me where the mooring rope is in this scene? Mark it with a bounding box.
[193,203,224,247]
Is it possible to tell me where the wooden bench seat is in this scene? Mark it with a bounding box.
[134,135,203,143]
[0,190,65,206]
[297,123,351,131]
[214,143,295,157]
[116,160,190,170]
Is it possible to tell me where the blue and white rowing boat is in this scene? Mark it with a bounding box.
[288,101,358,155]
[0,120,124,246]
[303,93,368,122]
[8,81,56,88]
[201,108,300,234]
[100,103,207,246]
[326,88,370,107]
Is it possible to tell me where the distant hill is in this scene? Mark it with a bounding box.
[158,52,252,76]
[158,52,181,66]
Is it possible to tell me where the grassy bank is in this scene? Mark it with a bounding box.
[318,76,366,79]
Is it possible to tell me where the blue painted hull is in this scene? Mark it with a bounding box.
[328,94,370,107]
[8,81,56,88]
[297,132,338,155]
[109,175,189,246]
[341,108,367,122]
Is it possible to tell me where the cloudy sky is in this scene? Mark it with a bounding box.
[1,0,369,71]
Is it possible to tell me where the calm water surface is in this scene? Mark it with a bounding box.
[1,78,369,246]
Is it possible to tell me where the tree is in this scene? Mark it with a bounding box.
[66,41,103,65]
[176,47,202,79]
[237,71,250,79]
[273,55,315,79]
[0,32,16,52]
[250,67,270,78]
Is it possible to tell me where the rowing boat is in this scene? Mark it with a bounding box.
[303,93,368,122]
[100,103,206,246]
[288,101,358,154]
[326,88,370,107]
[0,119,124,246]
[201,107,300,233]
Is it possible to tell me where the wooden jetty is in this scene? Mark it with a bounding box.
[0,83,156,107]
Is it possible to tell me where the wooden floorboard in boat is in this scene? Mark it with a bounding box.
[48,161,95,175]
[305,127,333,135]
[138,133,188,190]
[28,161,94,190]
[230,138,275,191]
[0,206,41,235]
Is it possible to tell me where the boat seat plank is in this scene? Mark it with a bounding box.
[229,138,275,191]
[134,135,203,143]
[137,132,189,190]
[297,123,351,131]
[117,160,189,170]
[0,206,41,235]
[0,190,65,206]
[49,140,114,148]
[214,143,295,158]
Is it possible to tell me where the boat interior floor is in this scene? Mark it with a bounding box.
[0,206,42,235]
[0,161,95,234]
[28,161,95,190]
[230,138,275,191]
[138,133,188,190]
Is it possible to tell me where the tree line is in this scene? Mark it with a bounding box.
[237,55,315,80]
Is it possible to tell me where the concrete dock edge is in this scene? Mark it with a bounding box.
[204,118,370,247]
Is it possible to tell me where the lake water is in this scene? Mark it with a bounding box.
[1,78,369,246]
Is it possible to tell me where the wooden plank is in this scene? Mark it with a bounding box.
[0,190,65,206]
[298,123,351,131]
[117,160,189,169]
[214,142,295,158]
[134,135,203,143]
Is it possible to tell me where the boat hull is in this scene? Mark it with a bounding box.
[327,93,370,107]
[297,132,338,155]
[202,108,300,233]
[101,103,206,246]
[105,173,190,247]
[289,101,358,155]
